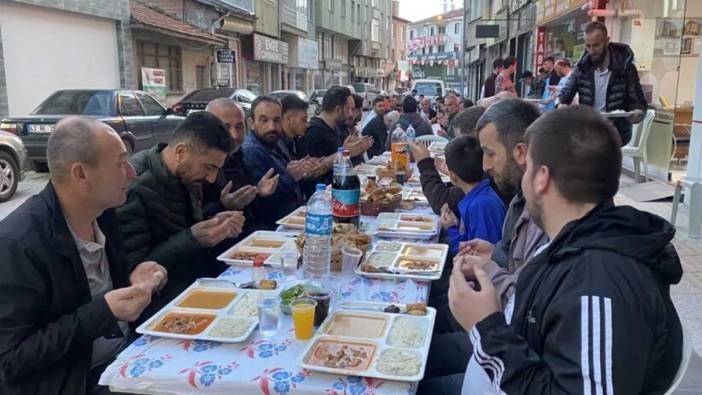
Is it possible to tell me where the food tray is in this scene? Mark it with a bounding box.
[366,154,392,165]
[356,240,447,281]
[136,280,275,343]
[406,172,450,186]
[601,110,630,118]
[217,230,299,267]
[297,303,436,382]
[427,142,447,154]
[401,187,428,206]
[375,212,438,239]
[276,206,307,229]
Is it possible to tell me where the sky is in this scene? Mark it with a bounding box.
[398,0,447,23]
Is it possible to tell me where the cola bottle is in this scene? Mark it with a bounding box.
[332,150,361,227]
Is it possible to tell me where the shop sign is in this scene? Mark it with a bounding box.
[535,0,544,23]
[542,0,556,21]
[324,58,342,69]
[216,48,235,63]
[141,68,166,104]
[295,38,319,70]
[535,27,546,67]
[253,34,289,64]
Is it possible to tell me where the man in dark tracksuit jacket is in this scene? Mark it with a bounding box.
[559,22,647,145]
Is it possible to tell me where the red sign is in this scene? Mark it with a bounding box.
[535,27,546,69]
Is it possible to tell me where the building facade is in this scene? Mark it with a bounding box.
[0,0,134,117]
[388,0,410,92]
[407,6,464,93]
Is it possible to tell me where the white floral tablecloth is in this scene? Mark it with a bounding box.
[100,209,440,395]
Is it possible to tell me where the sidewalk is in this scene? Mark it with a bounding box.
[616,175,702,393]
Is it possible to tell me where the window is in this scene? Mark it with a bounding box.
[135,92,165,115]
[438,45,445,53]
[429,46,433,54]
[391,49,395,59]
[365,5,369,21]
[430,26,435,35]
[454,43,460,52]
[357,4,360,23]
[308,0,314,19]
[391,23,394,40]
[454,22,460,34]
[371,0,378,8]
[341,0,346,17]
[470,0,482,20]
[137,41,182,92]
[118,93,145,117]
[410,30,414,39]
[351,1,355,22]
[402,26,406,42]
[401,50,405,59]
[329,0,333,13]
[371,19,380,42]
[438,26,445,34]
[195,65,205,89]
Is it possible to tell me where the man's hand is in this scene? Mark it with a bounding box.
[344,130,373,157]
[448,262,500,331]
[628,109,644,124]
[220,182,257,210]
[440,203,458,230]
[435,158,449,175]
[105,283,152,322]
[408,141,430,163]
[453,254,490,279]
[191,211,246,247]
[287,159,317,181]
[130,261,168,293]
[457,238,495,259]
[257,168,280,197]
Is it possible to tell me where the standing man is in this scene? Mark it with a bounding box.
[495,56,518,96]
[118,112,245,307]
[362,96,389,158]
[559,21,647,145]
[0,117,163,394]
[542,59,573,112]
[541,56,561,88]
[242,96,314,228]
[452,106,681,394]
[482,58,503,99]
[202,99,279,234]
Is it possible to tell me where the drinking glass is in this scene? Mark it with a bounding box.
[290,298,317,340]
[341,246,363,277]
[281,251,299,280]
[257,297,280,337]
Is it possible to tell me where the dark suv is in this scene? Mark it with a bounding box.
[0,89,184,169]
[172,87,256,118]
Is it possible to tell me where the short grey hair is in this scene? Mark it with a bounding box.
[384,110,400,128]
[47,117,102,182]
[205,97,244,115]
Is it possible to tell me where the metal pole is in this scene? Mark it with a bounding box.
[460,5,466,96]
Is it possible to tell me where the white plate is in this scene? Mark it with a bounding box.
[297,304,436,382]
[136,281,275,343]
[276,206,307,230]
[356,241,447,281]
[375,213,438,239]
[216,230,299,266]
[401,188,429,206]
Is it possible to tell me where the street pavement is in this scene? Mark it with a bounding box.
[0,170,701,392]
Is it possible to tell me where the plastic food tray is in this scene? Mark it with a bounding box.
[275,206,307,230]
[356,240,447,281]
[401,187,429,206]
[374,212,438,239]
[217,230,299,267]
[136,280,275,343]
[297,302,436,382]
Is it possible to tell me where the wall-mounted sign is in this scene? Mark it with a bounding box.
[216,48,235,63]
[535,27,546,67]
[253,34,289,64]
[141,68,166,104]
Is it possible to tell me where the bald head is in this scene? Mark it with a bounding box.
[47,117,116,183]
[206,98,246,151]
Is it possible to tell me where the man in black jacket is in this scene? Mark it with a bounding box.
[0,117,164,395]
[451,106,682,394]
[482,58,503,99]
[362,96,389,158]
[202,99,279,236]
[559,21,647,145]
[118,112,245,314]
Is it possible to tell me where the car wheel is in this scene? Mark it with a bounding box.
[0,151,19,203]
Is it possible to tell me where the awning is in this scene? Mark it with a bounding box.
[130,1,224,45]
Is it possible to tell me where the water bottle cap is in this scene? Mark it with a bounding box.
[315,183,326,191]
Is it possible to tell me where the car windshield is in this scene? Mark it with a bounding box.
[351,83,367,93]
[32,90,113,115]
[414,82,442,96]
[184,88,236,102]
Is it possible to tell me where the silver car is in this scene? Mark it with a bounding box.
[0,130,27,202]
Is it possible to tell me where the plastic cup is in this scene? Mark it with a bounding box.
[341,246,363,276]
[290,298,317,340]
[308,290,331,327]
[257,297,280,337]
[281,251,299,279]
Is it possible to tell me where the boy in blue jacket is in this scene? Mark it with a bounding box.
[439,135,506,255]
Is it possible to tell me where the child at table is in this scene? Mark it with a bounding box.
[439,135,506,255]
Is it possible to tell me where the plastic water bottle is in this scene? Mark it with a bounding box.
[332,147,344,174]
[303,184,333,279]
[406,124,416,141]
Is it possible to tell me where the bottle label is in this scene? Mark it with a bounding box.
[305,213,332,236]
[332,188,360,217]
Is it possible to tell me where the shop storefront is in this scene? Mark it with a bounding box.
[534,0,591,66]
[243,33,287,95]
[408,52,459,81]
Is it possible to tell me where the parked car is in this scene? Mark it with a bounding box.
[270,90,309,102]
[352,83,380,110]
[0,130,26,202]
[172,87,256,118]
[394,87,409,95]
[309,89,326,106]
[411,79,446,101]
[0,89,184,169]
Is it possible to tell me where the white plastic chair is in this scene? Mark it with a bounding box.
[663,327,693,395]
[415,134,449,144]
[622,109,656,182]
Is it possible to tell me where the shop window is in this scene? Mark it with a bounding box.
[196,65,205,89]
[137,41,182,92]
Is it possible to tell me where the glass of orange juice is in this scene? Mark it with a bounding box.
[290,298,317,340]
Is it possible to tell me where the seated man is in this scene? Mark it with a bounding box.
[202,99,279,236]
[118,112,245,308]
[279,94,310,161]
[242,96,312,228]
[0,117,165,394]
[362,96,389,158]
[452,105,682,394]
[439,136,506,255]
